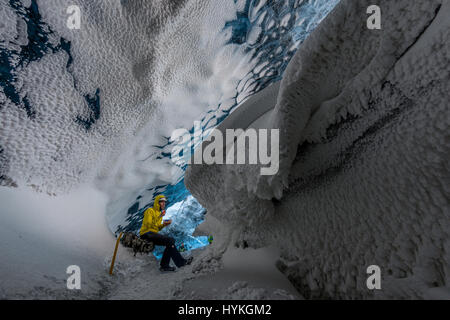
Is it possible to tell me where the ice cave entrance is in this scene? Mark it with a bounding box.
[112,0,343,259]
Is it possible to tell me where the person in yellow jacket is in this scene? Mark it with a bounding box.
[140,194,193,272]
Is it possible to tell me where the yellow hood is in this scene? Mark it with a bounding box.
[139,194,167,236]
[153,194,166,211]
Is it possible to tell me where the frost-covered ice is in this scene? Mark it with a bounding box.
[186,0,450,299]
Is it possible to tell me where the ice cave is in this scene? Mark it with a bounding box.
[0,0,448,300]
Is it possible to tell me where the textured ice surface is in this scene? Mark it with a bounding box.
[186,0,450,299]
[0,0,340,298]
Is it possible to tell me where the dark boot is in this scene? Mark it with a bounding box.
[180,256,193,267]
[159,265,176,272]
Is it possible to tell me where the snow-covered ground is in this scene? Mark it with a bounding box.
[0,184,300,299]
[0,185,114,298]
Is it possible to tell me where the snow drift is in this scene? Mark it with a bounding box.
[185,0,450,299]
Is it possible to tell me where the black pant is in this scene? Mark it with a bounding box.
[141,231,186,268]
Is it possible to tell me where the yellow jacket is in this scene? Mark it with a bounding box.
[139,195,167,236]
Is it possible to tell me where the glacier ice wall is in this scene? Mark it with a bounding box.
[185,0,450,299]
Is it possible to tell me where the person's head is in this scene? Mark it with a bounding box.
[158,197,167,210]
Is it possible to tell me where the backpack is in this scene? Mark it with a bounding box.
[120,232,155,256]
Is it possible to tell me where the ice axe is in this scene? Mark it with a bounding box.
[109,232,123,275]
